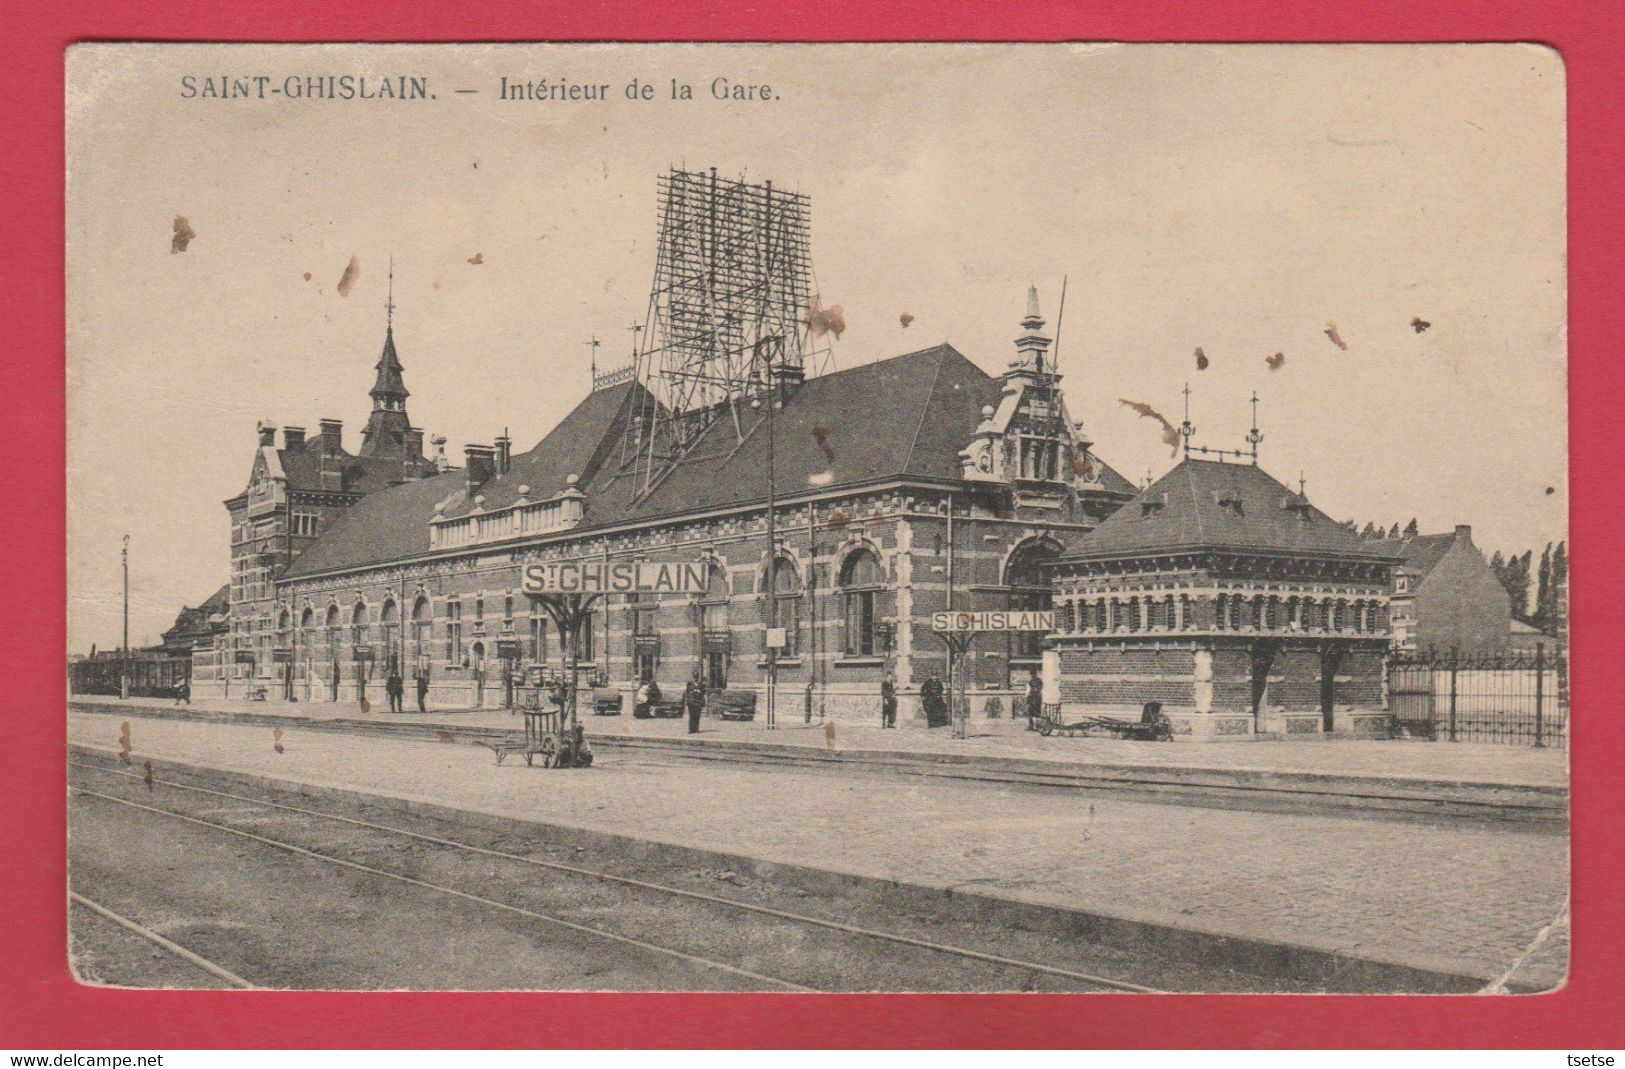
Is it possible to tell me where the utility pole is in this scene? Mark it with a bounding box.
[120,534,130,700]
[761,356,779,729]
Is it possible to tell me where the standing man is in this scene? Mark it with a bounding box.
[880,674,897,729]
[684,672,705,735]
[1025,668,1043,731]
[416,667,430,714]
[386,666,404,714]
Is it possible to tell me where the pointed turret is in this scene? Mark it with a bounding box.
[359,262,421,462]
[1010,284,1054,377]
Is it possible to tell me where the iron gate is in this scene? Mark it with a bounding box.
[1387,646,1567,748]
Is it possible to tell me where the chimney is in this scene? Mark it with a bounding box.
[256,420,276,447]
[431,435,449,472]
[283,426,306,451]
[495,434,512,475]
[319,418,343,454]
[465,445,496,490]
[404,426,424,460]
[1455,524,1472,543]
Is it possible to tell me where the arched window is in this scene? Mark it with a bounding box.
[351,602,369,649]
[411,596,432,669]
[324,604,341,660]
[840,549,882,657]
[380,599,399,672]
[1214,594,1228,630]
[298,607,313,659]
[276,609,290,650]
[701,564,730,633]
[769,557,802,657]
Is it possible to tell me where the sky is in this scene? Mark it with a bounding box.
[66,42,1567,653]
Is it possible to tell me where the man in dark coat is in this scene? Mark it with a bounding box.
[880,675,897,729]
[684,674,705,734]
[386,669,404,714]
[416,669,430,714]
[1025,668,1044,731]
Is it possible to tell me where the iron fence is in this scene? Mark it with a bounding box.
[1387,646,1567,748]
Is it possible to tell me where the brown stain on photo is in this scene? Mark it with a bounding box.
[467,252,484,265]
[436,730,457,744]
[336,255,361,296]
[118,721,132,765]
[1412,317,1432,333]
[823,721,836,750]
[273,726,284,754]
[170,216,196,253]
[811,425,837,463]
[1119,398,1181,458]
[801,296,846,339]
[1324,322,1349,351]
[899,312,914,329]
[1195,347,1209,370]
[302,272,312,282]
[1266,352,1286,371]
[826,509,852,531]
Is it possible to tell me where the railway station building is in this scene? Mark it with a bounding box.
[192,290,1142,719]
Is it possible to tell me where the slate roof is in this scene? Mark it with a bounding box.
[1382,533,1457,576]
[1062,458,1387,561]
[285,344,1135,578]
[284,468,468,576]
[269,431,434,499]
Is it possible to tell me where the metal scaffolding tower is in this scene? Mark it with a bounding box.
[620,167,832,497]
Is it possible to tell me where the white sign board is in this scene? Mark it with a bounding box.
[764,627,788,650]
[931,610,1055,633]
[522,561,707,595]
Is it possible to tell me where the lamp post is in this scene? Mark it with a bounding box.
[120,534,130,700]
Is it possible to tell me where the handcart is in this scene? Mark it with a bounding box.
[1035,701,1173,742]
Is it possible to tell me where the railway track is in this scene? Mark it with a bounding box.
[70,891,254,989]
[67,701,1567,827]
[68,755,1172,993]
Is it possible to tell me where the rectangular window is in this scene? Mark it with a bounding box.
[844,590,875,656]
[446,600,463,663]
[576,613,595,661]
[529,614,548,662]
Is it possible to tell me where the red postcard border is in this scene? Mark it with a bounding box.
[4,0,1622,1050]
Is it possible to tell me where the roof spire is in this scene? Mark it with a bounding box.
[1246,391,1263,464]
[386,256,395,330]
[1179,382,1195,457]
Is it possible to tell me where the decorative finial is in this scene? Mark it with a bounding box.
[386,256,395,329]
[585,334,601,380]
[1299,471,1307,496]
[1179,382,1195,456]
[627,321,644,358]
[1246,391,1263,463]
[1025,284,1041,323]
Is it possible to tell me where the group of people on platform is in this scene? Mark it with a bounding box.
[360,661,1046,731]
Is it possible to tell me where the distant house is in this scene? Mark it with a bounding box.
[1507,618,1564,655]
[159,583,230,659]
[1384,525,1510,655]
